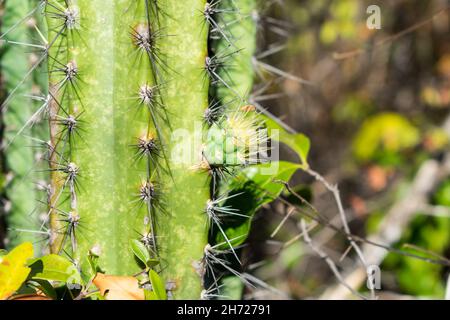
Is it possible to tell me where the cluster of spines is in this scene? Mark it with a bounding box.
[44,0,83,257]
[126,0,268,297]
[127,0,173,294]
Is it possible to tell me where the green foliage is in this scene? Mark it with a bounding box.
[382,181,450,297]
[433,180,450,206]
[320,0,359,45]
[352,113,420,164]
[0,242,33,299]
[147,270,167,300]
[130,240,158,269]
[29,254,82,285]
[383,215,450,297]
[264,116,310,166]
[217,161,300,247]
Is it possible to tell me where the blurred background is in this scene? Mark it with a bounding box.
[243,0,450,299]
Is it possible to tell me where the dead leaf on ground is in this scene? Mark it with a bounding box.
[93,273,144,300]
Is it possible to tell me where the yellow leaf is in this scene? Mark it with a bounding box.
[0,242,34,300]
[93,273,144,300]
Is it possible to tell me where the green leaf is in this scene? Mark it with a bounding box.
[29,254,82,285]
[262,115,310,166]
[216,161,300,247]
[28,279,57,300]
[434,180,450,207]
[221,276,244,300]
[352,112,419,163]
[149,270,167,300]
[86,251,102,277]
[130,240,151,268]
[241,161,302,196]
[145,290,157,300]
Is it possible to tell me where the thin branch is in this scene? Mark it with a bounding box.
[301,168,375,298]
[321,153,450,299]
[300,219,369,300]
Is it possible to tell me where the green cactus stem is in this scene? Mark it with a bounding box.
[214,0,258,105]
[1,0,42,249]
[45,0,210,298]
[0,0,267,299]
[47,0,154,275]
[155,0,210,299]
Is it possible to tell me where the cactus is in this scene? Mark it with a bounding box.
[1,0,47,250]
[2,0,275,299]
[212,0,257,104]
[4,0,450,303]
[44,0,261,299]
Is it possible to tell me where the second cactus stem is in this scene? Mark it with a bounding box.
[44,0,259,299]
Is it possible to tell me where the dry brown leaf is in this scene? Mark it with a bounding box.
[93,273,144,300]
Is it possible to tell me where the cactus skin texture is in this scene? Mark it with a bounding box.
[47,0,159,275]
[1,0,42,249]
[156,1,210,299]
[214,0,258,105]
[0,0,262,299]
[46,0,210,298]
